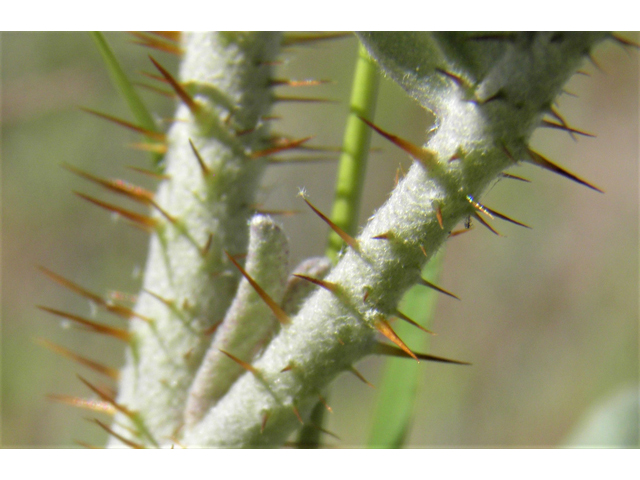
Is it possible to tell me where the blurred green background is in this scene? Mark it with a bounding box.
[1,32,638,448]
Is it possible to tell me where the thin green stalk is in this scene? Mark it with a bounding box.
[368,251,444,448]
[90,32,162,164]
[296,401,327,448]
[325,42,380,261]
[297,40,380,448]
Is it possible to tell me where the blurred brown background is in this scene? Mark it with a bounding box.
[1,32,638,447]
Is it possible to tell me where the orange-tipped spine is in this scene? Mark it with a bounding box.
[74,191,157,228]
[37,305,132,342]
[374,318,418,361]
[225,251,291,325]
[418,278,460,300]
[149,55,200,115]
[219,349,260,377]
[36,338,120,380]
[526,148,603,193]
[300,195,359,251]
[80,107,165,141]
[62,163,154,205]
[359,116,437,169]
[373,343,471,365]
[251,136,314,159]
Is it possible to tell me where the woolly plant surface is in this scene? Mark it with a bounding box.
[110,32,615,448]
[36,32,632,448]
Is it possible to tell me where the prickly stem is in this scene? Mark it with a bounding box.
[108,32,283,446]
[47,32,627,449]
[180,32,611,447]
[184,216,289,427]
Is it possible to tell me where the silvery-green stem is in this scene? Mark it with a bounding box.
[108,32,611,448]
[109,32,282,446]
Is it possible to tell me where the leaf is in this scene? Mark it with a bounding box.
[368,251,445,448]
[90,32,163,164]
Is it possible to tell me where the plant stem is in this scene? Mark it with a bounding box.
[325,42,380,261]
[181,33,608,447]
[108,32,283,446]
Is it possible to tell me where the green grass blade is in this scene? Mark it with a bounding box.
[296,400,327,448]
[367,251,445,448]
[90,32,162,164]
[325,41,380,261]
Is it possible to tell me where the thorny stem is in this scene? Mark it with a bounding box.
[108,32,283,446]
[179,33,610,447]
[92,32,618,448]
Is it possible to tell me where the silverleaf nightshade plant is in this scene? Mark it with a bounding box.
[38,31,637,448]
